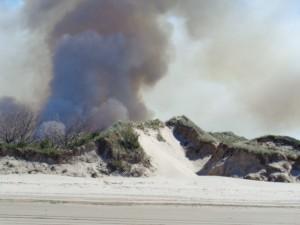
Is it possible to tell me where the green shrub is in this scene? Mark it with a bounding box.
[67,132,100,148]
[96,122,150,175]
[109,159,131,173]
[167,115,218,145]
[39,139,54,149]
[136,119,164,132]
[0,141,64,162]
[144,119,165,130]
[228,141,299,160]
[210,131,247,145]
[156,132,166,142]
[119,126,140,149]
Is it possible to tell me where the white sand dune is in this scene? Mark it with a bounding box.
[136,126,211,178]
[136,127,198,178]
[0,126,299,207]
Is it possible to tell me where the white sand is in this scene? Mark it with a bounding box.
[1,174,299,207]
[136,127,198,178]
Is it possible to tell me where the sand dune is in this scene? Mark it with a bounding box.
[1,123,299,224]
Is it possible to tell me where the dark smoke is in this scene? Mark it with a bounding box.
[44,32,140,129]
[26,0,170,130]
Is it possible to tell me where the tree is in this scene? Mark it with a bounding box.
[36,121,66,147]
[0,97,37,144]
[36,117,87,148]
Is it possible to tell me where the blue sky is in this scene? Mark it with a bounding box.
[2,0,24,8]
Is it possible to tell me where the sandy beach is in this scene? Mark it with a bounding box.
[1,174,300,207]
[1,202,300,225]
[0,170,300,225]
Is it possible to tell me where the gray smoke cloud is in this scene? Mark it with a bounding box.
[0,1,49,108]
[24,0,171,130]
[142,0,300,137]
[175,0,300,133]
[1,0,299,137]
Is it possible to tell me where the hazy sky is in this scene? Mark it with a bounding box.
[1,0,300,138]
[145,1,300,138]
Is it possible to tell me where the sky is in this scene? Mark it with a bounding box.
[144,1,300,138]
[1,0,300,138]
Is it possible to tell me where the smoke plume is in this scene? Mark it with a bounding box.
[1,0,300,137]
[174,0,300,133]
[25,0,170,130]
[142,0,300,136]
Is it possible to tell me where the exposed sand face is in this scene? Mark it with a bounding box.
[137,127,196,178]
[136,126,210,178]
